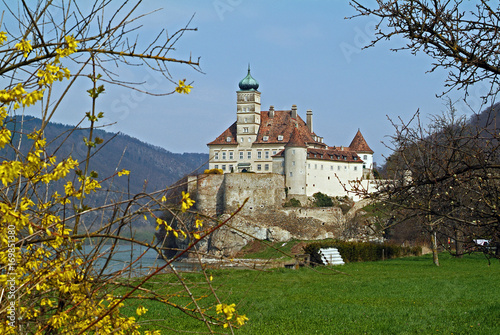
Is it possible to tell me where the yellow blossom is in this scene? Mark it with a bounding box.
[195,219,203,228]
[0,31,7,45]
[236,314,249,326]
[15,39,32,57]
[118,169,130,176]
[136,306,148,316]
[181,191,195,212]
[175,79,193,94]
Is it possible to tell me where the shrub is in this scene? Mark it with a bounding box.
[284,198,301,207]
[303,240,422,264]
[204,168,223,174]
[312,192,333,207]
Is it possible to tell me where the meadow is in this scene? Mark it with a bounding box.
[125,253,499,334]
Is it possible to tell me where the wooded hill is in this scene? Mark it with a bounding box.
[3,116,208,234]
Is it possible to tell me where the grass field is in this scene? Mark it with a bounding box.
[125,253,499,334]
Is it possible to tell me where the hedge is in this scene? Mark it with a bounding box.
[303,240,422,265]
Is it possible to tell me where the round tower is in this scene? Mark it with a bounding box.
[284,127,307,200]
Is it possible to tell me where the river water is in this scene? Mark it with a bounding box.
[80,243,199,276]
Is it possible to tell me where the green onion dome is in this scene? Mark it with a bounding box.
[238,65,259,91]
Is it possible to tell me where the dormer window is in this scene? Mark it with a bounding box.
[226,136,232,142]
[278,135,283,141]
[263,136,269,141]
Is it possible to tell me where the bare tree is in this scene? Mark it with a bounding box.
[371,102,500,265]
[350,0,500,99]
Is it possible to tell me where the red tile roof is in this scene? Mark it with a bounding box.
[254,110,325,147]
[307,147,362,163]
[207,110,327,147]
[285,126,307,148]
[349,129,373,153]
[207,122,238,145]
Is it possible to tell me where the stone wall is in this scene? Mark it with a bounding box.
[188,173,285,216]
[182,172,379,257]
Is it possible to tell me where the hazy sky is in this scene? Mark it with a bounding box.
[49,1,485,165]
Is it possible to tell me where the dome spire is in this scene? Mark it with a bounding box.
[239,65,259,91]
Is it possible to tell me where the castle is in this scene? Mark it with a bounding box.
[207,67,374,201]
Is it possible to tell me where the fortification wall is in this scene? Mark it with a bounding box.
[223,173,285,215]
[188,173,286,216]
[187,174,225,216]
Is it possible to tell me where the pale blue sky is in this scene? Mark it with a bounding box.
[49,1,482,165]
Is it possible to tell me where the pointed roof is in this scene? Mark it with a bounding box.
[285,126,307,148]
[349,129,373,153]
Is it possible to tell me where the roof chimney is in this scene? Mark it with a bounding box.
[291,104,297,119]
[269,105,274,118]
[306,109,313,134]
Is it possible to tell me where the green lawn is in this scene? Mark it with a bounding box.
[125,253,499,334]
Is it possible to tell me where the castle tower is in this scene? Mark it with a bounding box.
[236,65,261,147]
[349,129,374,171]
[284,127,307,199]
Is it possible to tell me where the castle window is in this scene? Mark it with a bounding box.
[321,165,323,170]
[229,151,234,160]
[330,166,333,170]
[239,151,244,159]
[343,156,347,160]
[229,165,233,171]
[248,137,251,142]
[214,152,219,160]
[278,135,284,141]
[222,152,226,160]
[265,151,270,159]
[289,172,293,177]
[354,166,358,171]
[263,136,269,141]
[243,127,249,133]
[214,165,218,169]
[363,155,367,160]
[315,164,317,169]
[226,136,232,142]
[257,164,262,171]
[363,164,366,169]
[240,137,244,142]
[222,165,226,171]
[272,150,277,155]
[265,164,269,171]
[247,151,252,159]
[330,155,333,159]
[328,176,330,180]
[257,151,262,159]
[308,164,310,169]
[292,149,295,155]
[244,118,248,123]
[338,166,341,171]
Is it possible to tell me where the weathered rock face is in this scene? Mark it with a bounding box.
[156,174,382,259]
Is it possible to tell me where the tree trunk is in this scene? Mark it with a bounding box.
[455,229,463,258]
[431,230,440,266]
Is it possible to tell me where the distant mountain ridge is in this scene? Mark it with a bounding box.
[4,115,209,195]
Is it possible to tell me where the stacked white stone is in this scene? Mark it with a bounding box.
[319,247,345,265]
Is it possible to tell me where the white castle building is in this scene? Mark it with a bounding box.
[207,67,374,200]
